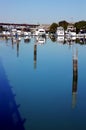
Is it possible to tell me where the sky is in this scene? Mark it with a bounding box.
[0,0,86,24]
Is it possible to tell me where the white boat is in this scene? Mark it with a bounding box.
[24,31,31,36]
[56,26,64,36]
[66,24,76,37]
[17,30,22,36]
[11,29,17,36]
[2,31,11,36]
[35,28,46,36]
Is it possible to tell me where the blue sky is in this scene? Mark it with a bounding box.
[0,0,86,24]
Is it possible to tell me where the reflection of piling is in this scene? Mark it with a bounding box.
[11,37,14,49]
[17,41,19,57]
[34,44,37,69]
[72,48,78,109]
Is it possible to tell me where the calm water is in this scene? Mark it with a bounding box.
[0,36,86,130]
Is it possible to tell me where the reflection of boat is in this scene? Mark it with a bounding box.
[56,26,64,36]
[17,36,21,41]
[35,28,46,36]
[12,37,17,43]
[12,36,21,43]
[57,36,64,43]
[24,36,31,43]
[67,31,76,37]
[65,36,76,45]
[35,36,46,44]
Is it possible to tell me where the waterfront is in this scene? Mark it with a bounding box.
[0,36,86,130]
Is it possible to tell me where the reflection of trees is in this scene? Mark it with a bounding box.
[55,36,86,45]
[75,37,86,45]
[77,38,86,45]
[49,34,57,42]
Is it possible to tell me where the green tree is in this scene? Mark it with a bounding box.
[49,23,58,33]
[59,20,69,30]
[75,21,86,33]
[0,26,4,32]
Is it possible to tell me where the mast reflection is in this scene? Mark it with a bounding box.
[72,47,78,109]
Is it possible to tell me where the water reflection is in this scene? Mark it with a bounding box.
[0,61,26,130]
[57,36,65,43]
[34,44,37,69]
[49,34,57,42]
[79,37,86,44]
[24,36,31,43]
[72,47,78,109]
[11,37,21,57]
[65,37,76,45]
[16,40,20,57]
[33,36,46,69]
[49,34,86,45]
[0,35,86,46]
[35,36,46,44]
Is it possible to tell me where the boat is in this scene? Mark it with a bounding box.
[11,29,17,36]
[56,26,64,36]
[35,28,46,36]
[23,31,31,36]
[66,24,76,37]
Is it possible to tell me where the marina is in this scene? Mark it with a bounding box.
[0,0,86,129]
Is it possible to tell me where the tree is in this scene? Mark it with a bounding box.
[59,20,69,30]
[49,23,58,33]
[0,26,4,32]
[74,21,86,33]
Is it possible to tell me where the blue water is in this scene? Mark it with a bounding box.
[0,36,86,130]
